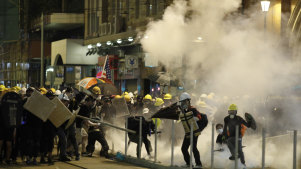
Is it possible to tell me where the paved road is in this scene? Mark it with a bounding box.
[0,156,150,169]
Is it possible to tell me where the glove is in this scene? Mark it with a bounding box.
[222,135,226,142]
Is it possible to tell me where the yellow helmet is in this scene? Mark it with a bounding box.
[114,95,122,99]
[197,101,207,108]
[163,93,172,100]
[92,86,101,95]
[144,94,152,100]
[11,87,18,93]
[228,104,238,111]
[154,98,164,107]
[40,87,47,95]
[121,91,129,97]
[50,88,56,93]
[124,95,131,102]
[14,86,21,92]
[0,85,5,92]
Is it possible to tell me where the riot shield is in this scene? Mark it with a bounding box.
[151,103,180,120]
[65,108,79,129]
[1,92,23,128]
[112,97,130,117]
[48,97,73,128]
[245,112,256,130]
[23,90,56,122]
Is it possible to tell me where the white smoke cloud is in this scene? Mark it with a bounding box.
[137,0,301,168]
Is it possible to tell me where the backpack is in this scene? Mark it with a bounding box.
[196,112,208,132]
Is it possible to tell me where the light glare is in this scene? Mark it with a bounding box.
[261,1,270,12]
[128,37,134,42]
[117,39,122,44]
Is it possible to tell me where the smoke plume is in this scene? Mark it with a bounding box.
[137,0,301,168]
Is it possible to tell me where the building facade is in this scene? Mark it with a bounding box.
[83,0,174,95]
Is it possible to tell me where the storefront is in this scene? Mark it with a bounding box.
[49,39,99,89]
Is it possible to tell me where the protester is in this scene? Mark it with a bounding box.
[222,104,251,166]
[85,117,110,158]
[40,90,57,164]
[215,123,225,151]
[56,93,72,161]
[179,92,208,168]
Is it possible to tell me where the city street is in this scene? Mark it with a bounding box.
[1,0,301,168]
[0,156,149,169]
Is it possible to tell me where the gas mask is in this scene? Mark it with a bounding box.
[180,100,190,111]
[230,115,235,119]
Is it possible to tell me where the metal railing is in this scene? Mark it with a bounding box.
[121,119,299,169]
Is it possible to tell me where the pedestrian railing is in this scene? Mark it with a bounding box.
[122,118,299,169]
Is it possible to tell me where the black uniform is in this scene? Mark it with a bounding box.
[23,98,43,159]
[216,134,224,145]
[86,121,109,157]
[127,116,155,157]
[76,104,93,128]
[66,101,79,158]
[222,115,251,164]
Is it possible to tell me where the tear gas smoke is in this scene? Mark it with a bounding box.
[85,0,300,168]
[137,0,301,168]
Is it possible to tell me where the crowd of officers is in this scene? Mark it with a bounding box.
[0,84,252,168]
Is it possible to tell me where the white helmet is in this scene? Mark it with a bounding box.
[128,92,134,98]
[54,90,62,96]
[19,87,27,95]
[58,93,69,101]
[143,108,150,114]
[180,92,191,102]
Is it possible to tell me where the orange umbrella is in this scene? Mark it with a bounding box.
[77,77,105,89]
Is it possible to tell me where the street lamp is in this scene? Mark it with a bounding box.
[261,1,270,33]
